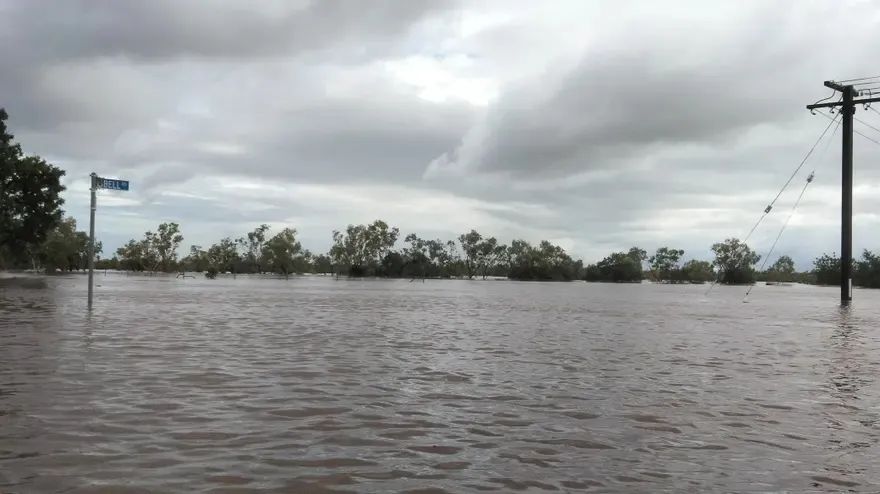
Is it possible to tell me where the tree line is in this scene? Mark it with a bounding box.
[3,107,880,288]
[94,220,880,288]
[99,221,588,281]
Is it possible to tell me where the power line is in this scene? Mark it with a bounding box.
[838,75,880,83]
[745,116,843,300]
[744,172,815,300]
[706,113,840,296]
[816,110,880,146]
[854,115,880,135]
[755,112,840,234]
[855,126,880,146]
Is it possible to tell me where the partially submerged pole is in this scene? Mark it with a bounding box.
[840,85,854,302]
[88,172,97,309]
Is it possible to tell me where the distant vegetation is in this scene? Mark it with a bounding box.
[3,107,880,288]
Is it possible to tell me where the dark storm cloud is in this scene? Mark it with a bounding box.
[1,0,453,62]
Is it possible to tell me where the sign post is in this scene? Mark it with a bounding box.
[88,173,130,310]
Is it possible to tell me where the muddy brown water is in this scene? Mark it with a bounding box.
[1,275,879,493]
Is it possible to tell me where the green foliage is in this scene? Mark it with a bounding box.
[39,217,98,273]
[181,245,210,272]
[0,108,66,267]
[649,247,684,282]
[116,239,152,271]
[262,227,303,278]
[766,255,796,282]
[457,230,506,279]
[311,254,333,274]
[330,220,400,276]
[94,257,119,270]
[711,238,760,284]
[207,237,240,273]
[854,250,880,288]
[116,222,183,272]
[507,240,584,281]
[585,247,645,282]
[147,222,184,272]
[812,253,840,286]
[679,259,715,283]
[238,224,270,273]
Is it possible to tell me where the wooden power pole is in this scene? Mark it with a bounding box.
[807,81,880,302]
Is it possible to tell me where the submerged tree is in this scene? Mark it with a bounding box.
[207,237,240,274]
[711,238,760,284]
[586,247,645,282]
[679,259,714,283]
[115,222,182,272]
[238,224,270,273]
[813,253,841,286]
[146,222,184,272]
[649,247,685,283]
[262,227,303,279]
[507,239,583,281]
[854,250,880,289]
[458,230,506,279]
[181,245,211,272]
[766,255,796,282]
[40,217,99,273]
[330,220,399,276]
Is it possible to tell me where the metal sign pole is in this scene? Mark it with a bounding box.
[88,172,97,310]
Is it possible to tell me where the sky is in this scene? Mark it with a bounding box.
[3,0,880,268]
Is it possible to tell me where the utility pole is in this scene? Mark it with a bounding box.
[88,172,97,310]
[807,81,880,303]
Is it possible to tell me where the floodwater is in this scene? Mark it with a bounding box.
[1,275,879,493]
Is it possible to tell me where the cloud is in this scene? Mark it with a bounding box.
[3,0,880,269]
[1,0,454,62]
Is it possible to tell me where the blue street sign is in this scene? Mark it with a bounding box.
[97,177,129,191]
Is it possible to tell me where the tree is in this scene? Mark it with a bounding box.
[507,239,583,281]
[40,217,96,273]
[854,250,880,289]
[207,237,240,274]
[457,230,505,279]
[0,108,66,267]
[586,247,646,282]
[458,230,483,279]
[312,254,333,275]
[767,255,796,282]
[146,222,183,271]
[711,238,760,284]
[238,224,270,273]
[181,245,210,272]
[428,239,459,278]
[116,239,152,271]
[679,260,714,283]
[478,238,505,279]
[262,228,303,279]
[330,220,399,276]
[403,233,430,278]
[116,224,183,272]
[597,253,642,282]
[813,253,841,286]
[650,247,684,282]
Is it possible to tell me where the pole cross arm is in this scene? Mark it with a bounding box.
[807,96,880,110]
